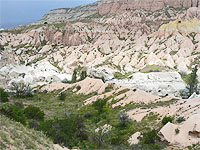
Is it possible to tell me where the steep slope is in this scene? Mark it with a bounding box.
[0,115,56,150]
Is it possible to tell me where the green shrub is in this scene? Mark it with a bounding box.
[140,65,165,73]
[105,84,114,93]
[117,111,130,128]
[24,105,45,121]
[142,129,160,144]
[101,76,106,83]
[162,116,173,125]
[175,128,180,134]
[179,88,190,99]
[0,44,5,51]
[114,72,124,79]
[93,99,107,114]
[41,40,47,46]
[38,115,87,148]
[177,117,185,123]
[0,104,26,125]
[80,70,87,81]
[58,92,66,101]
[0,88,9,103]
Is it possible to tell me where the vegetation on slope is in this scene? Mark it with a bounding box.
[0,84,171,150]
[0,115,55,150]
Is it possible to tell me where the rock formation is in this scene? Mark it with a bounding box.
[0,0,199,97]
[97,0,199,15]
[160,114,200,147]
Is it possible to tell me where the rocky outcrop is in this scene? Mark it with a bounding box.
[97,0,199,15]
[158,18,200,35]
[160,114,200,147]
[186,7,200,19]
[109,72,186,97]
[128,132,141,145]
[42,77,171,106]
[0,61,71,88]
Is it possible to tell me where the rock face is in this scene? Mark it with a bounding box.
[160,114,200,147]
[97,0,199,15]
[186,7,200,19]
[128,132,141,145]
[158,17,200,34]
[109,72,186,97]
[0,61,71,88]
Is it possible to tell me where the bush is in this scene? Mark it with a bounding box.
[93,99,107,114]
[0,104,26,125]
[175,128,180,134]
[9,81,34,97]
[117,111,130,128]
[114,72,124,79]
[59,92,66,101]
[162,116,173,125]
[177,117,185,123]
[76,85,81,90]
[142,130,160,144]
[0,88,9,103]
[24,105,45,121]
[38,115,87,148]
[179,88,190,99]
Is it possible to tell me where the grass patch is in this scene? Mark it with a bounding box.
[0,115,55,150]
[114,72,132,79]
[140,65,167,73]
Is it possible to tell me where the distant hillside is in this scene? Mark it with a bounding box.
[36,0,200,24]
[35,1,100,24]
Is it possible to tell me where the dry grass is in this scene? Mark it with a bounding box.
[0,115,55,150]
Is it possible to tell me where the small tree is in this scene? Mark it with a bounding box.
[117,111,130,128]
[9,81,33,97]
[71,69,77,83]
[90,126,110,148]
[24,105,45,121]
[185,65,198,96]
[101,76,106,83]
[142,129,160,144]
[59,92,66,101]
[0,88,9,103]
[162,116,173,125]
